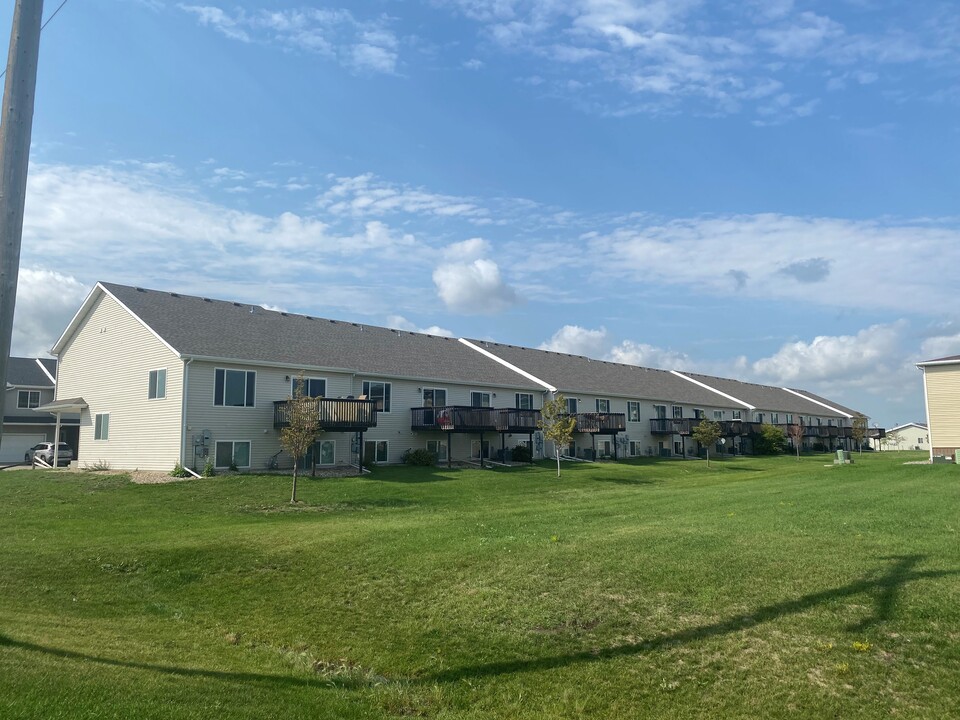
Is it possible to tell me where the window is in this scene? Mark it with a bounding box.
[215,369,256,407]
[426,440,447,461]
[566,397,578,414]
[713,410,724,420]
[672,405,683,419]
[595,398,611,413]
[786,414,793,424]
[627,401,641,422]
[772,413,779,424]
[629,441,639,456]
[362,381,391,412]
[516,393,534,410]
[17,390,40,409]
[471,391,491,407]
[94,413,110,440]
[694,408,704,419]
[317,440,335,465]
[827,419,835,426]
[732,410,741,419]
[674,440,682,455]
[422,388,446,407]
[215,440,251,468]
[148,369,166,400]
[918,437,924,445]
[294,377,326,398]
[653,404,667,419]
[755,412,764,423]
[364,440,388,463]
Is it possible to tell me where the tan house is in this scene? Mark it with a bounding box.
[917,355,960,460]
[0,357,79,464]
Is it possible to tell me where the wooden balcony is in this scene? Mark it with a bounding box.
[572,412,626,434]
[650,418,675,435]
[273,399,378,432]
[411,406,499,433]
[496,408,541,433]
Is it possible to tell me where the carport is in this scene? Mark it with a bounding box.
[33,397,87,467]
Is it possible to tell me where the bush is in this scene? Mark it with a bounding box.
[170,461,191,478]
[401,448,437,466]
[754,424,787,455]
[510,444,532,462]
[202,459,216,477]
[83,459,111,472]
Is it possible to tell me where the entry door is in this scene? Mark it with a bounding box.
[422,388,446,425]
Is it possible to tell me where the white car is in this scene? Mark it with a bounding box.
[25,442,73,466]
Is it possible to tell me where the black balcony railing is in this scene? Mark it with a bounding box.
[273,399,378,432]
[411,406,499,433]
[496,408,541,433]
[571,412,626,434]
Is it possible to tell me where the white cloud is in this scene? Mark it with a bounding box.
[386,315,454,337]
[11,269,90,357]
[179,5,402,75]
[432,258,519,314]
[538,325,608,356]
[318,173,488,219]
[608,340,694,370]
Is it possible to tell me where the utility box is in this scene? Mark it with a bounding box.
[834,449,853,465]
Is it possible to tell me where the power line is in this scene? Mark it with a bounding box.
[0,0,72,82]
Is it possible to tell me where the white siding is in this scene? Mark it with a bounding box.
[56,292,183,471]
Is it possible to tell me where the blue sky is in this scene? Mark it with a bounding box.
[6,0,960,427]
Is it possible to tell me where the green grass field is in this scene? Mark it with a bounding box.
[1,452,957,719]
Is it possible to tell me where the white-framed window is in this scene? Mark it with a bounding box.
[215,440,251,468]
[214,368,256,407]
[772,413,779,424]
[516,393,534,410]
[471,440,491,459]
[629,441,640,456]
[317,439,335,465]
[566,397,578,414]
[422,387,447,407]
[672,405,683,419]
[364,440,388,463]
[713,410,724,420]
[596,398,611,413]
[674,440,682,455]
[732,410,741,419]
[828,418,835,426]
[94,413,110,440]
[786,414,794,423]
[294,377,327,398]
[362,381,391,412]
[148,369,167,400]
[755,412,764,423]
[653,404,667,419]
[17,390,40,409]
[471,391,491,408]
[627,401,641,422]
[427,440,447,461]
[693,408,704,419]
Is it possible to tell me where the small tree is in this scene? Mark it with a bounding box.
[886,429,903,451]
[538,393,577,478]
[279,375,320,503]
[851,413,868,455]
[788,420,805,460]
[691,419,722,467]
[754,423,786,455]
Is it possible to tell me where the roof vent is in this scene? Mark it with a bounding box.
[170,293,180,298]
[281,312,289,317]
[135,287,146,292]
[329,319,337,324]
[233,302,242,307]
[203,298,212,303]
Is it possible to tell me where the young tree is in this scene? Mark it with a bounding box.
[279,375,320,503]
[754,423,787,455]
[886,429,903,451]
[691,419,722,467]
[851,413,868,455]
[538,393,577,478]
[788,419,805,460]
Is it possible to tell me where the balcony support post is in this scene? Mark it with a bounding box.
[357,430,364,476]
[447,430,453,468]
[528,432,534,464]
[479,431,485,468]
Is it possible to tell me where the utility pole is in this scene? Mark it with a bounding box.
[0,0,44,451]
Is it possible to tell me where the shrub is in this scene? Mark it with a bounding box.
[170,461,191,478]
[202,459,216,477]
[401,448,438,466]
[83,459,111,472]
[510,444,532,462]
[754,424,787,455]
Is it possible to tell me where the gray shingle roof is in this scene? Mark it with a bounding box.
[678,371,856,417]
[5,357,55,387]
[101,283,542,390]
[463,340,744,407]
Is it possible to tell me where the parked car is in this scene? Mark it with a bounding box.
[25,442,73,466]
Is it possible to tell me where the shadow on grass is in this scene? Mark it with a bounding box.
[4,556,952,689]
[422,554,955,683]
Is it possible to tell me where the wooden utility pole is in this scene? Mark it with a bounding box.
[0,0,44,450]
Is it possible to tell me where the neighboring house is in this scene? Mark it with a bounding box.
[916,355,960,460]
[874,422,929,452]
[50,282,872,472]
[1,357,79,464]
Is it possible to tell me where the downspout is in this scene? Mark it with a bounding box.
[920,366,934,462]
[181,357,193,467]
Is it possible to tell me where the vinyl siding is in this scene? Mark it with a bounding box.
[924,365,960,455]
[56,292,183,470]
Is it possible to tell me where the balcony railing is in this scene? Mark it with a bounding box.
[496,408,541,433]
[411,406,499,433]
[571,412,626,434]
[273,399,378,432]
[650,418,674,434]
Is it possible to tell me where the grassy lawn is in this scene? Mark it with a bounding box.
[1,452,958,718]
